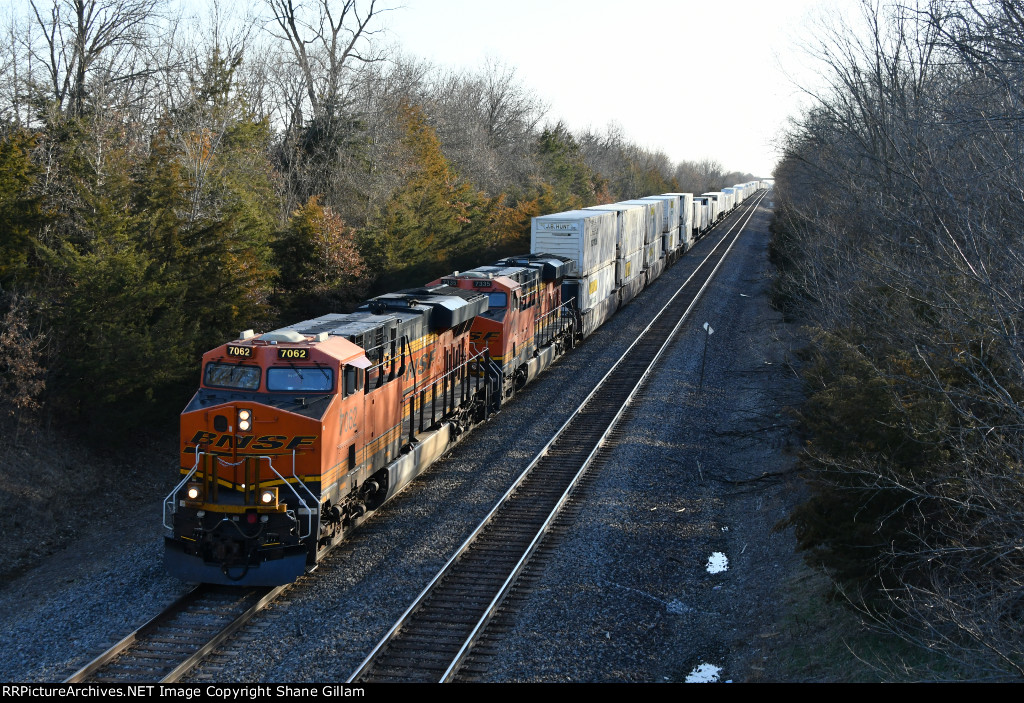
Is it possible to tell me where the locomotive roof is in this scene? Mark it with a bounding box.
[458,265,538,286]
[271,312,398,339]
[359,285,488,330]
[490,253,577,282]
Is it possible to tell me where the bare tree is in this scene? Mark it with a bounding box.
[775,0,1024,679]
[426,59,547,195]
[26,0,163,117]
[264,0,387,125]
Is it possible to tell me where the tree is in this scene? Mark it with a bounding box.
[775,0,1024,678]
[0,129,48,286]
[365,100,487,289]
[0,292,46,434]
[265,0,385,126]
[535,121,605,211]
[26,0,163,118]
[274,195,367,315]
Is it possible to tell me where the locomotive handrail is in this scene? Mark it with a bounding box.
[534,300,572,348]
[162,450,318,539]
[162,452,203,530]
[260,453,318,540]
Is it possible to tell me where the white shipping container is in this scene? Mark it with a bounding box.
[568,261,616,312]
[618,200,663,244]
[663,193,694,234]
[532,210,617,276]
[701,193,723,221]
[693,197,712,228]
[640,195,679,234]
[722,188,736,211]
[643,237,663,268]
[663,227,679,254]
[616,248,645,287]
[583,203,646,256]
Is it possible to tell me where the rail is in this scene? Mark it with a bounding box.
[347,189,769,683]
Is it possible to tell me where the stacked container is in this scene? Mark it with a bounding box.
[584,202,647,307]
[618,199,664,281]
[641,194,681,259]
[531,210,616,276]
[722,187,737,213]
[701,193,723,222]
[662,193,694,251]
[532,209,618,339]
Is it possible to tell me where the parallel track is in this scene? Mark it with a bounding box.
[64,193,764,684]
[64,583,287,683]
[348,190,768,683]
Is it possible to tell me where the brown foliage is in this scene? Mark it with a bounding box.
[0,293,45,420]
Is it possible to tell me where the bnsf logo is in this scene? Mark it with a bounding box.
[188,431,317,451]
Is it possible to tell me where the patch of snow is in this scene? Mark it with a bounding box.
[706,552,728,574]
[686,663,722,683]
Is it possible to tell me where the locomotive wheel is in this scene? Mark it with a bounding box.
[514,365,528,392]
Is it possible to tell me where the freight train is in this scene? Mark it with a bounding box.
[163,181,772,585]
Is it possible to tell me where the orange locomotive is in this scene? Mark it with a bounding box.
[435,254,578,398]
[163,285,494,585]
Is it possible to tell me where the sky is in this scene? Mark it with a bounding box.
[7,0,863,177]
[377,0,861,178]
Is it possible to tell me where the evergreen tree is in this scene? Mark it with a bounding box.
[0,129,48,287]
[366,101,487,289]
[535,122,606,211]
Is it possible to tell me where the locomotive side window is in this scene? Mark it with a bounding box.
[268,367,333,392]
[343,365,365,396]
[204,363,261,390]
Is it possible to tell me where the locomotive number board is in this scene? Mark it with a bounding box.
[472,280,492,288]
[277,348,310,360]
[226,345,253,358]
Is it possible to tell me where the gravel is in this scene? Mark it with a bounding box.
[0,197,805,683]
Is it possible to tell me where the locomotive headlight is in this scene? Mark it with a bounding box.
[259,487,278,506]
[185,482,203,504]
[237,408,252,432]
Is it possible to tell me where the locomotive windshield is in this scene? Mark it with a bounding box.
[268,366,334,392]
[487,292,507,308]
[204,362,261,390]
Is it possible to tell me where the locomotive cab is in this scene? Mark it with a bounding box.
[164,329,371,585]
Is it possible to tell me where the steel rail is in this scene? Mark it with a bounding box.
[64,583,289,683]
[347,190,768,683]
[440,190,767,682]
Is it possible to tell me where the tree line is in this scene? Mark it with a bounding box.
[0,0,753,440]
[773,0,1024,679]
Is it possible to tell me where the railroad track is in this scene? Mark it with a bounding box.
[348,190,769,683]
[61,193,763,685]
[64,583,288,683]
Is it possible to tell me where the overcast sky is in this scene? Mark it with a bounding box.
[378,0,862,178]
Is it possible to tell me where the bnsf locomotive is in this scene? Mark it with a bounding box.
[164,183,770,586]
